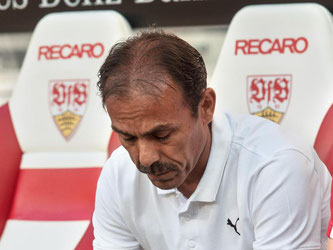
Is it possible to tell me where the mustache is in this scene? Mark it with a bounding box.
[137,161,177,175]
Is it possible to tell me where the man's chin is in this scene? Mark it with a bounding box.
[150,180,178,190]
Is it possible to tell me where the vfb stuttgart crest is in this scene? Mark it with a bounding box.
[247,74,292,123]
[49,79,89,140]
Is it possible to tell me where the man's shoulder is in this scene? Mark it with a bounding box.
[221,112,314,160]
[217,113,330,193]
[105,146,133,170]
[101,146,141,188]
[98,146,157,211]
[108,145,132,163]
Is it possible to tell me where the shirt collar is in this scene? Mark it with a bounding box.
[190,112,232,202]
[157,113,232,202]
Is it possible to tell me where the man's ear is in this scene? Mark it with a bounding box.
[199,88,216,125]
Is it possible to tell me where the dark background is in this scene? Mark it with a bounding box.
[1,0,333,32]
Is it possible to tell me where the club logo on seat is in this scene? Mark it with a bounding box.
[247,74,292,123]
[49,79,89,140]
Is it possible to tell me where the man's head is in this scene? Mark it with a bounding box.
[98,30,207,116]
[98,30,215,194]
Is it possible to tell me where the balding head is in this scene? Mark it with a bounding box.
[97,30,207,116]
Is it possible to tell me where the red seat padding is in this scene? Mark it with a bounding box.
[108,132,121,157]
[0,104,22,236]
[9,168,101,220]
[76,223,94,250]
[315,104,333,175]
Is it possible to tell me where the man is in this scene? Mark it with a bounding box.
[93,30,331,250]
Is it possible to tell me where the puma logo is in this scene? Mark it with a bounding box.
[227,218,240,236]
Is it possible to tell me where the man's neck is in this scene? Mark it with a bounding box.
[178,125,212,198]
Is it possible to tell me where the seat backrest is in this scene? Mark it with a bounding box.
[211,3,333,147]
[0,11,131,249]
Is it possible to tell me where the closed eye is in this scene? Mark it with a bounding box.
[155,133,171,141]
[122,136,136,142]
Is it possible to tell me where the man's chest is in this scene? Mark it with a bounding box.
[124,184,254,250]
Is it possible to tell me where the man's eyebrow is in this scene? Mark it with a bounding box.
[111,126,132,137]
[111,124,177,137]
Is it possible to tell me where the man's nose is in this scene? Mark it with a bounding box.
[137,139,159,168]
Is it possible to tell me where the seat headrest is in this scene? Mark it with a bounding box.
[9,11,132,153]
[211,3,333,144]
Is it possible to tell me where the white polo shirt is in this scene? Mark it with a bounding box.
[93,112,331,250]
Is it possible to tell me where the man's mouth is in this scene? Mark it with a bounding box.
[156,171,169,176]
[148,171,176,181]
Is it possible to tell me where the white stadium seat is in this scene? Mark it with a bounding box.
[211,3,333,173]
[0,11,131,249]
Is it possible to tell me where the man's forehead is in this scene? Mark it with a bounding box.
[106,77,183,107]
[106,82,192,135]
